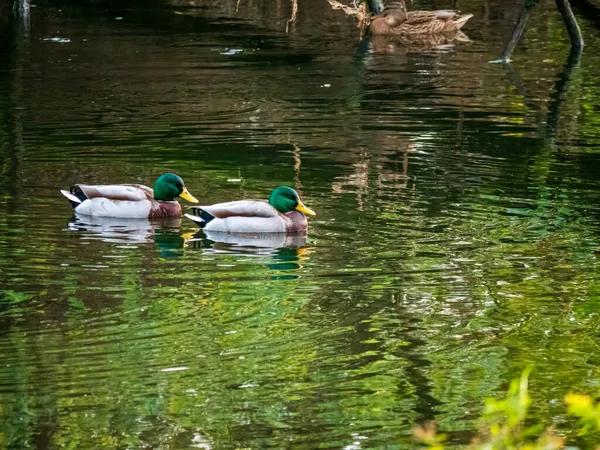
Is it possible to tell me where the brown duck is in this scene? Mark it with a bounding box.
[369,1,473,35]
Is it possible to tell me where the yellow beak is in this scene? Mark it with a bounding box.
[296,199,316,216]
[180,231,197,240]
[179,187,199,203]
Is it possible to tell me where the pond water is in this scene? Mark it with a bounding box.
[1,0,600,448]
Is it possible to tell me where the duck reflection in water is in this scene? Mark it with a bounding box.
[183,230,311,280]
[369,31,470,54]
[66,214,185,258]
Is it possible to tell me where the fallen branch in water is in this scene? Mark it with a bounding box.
[327,0,370,32]
[556,0,584,51]
[502,3,535,62]
[502,0,583,62]
[328,0,359,16]
[286,0,299,32]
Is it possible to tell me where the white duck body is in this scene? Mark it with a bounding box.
[185,200,308,234]
[61,184,182,219]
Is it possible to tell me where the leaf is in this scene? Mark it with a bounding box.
[0,290,31,304]
[68,297,88,310]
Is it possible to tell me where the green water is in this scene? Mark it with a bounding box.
[1,0,600,448]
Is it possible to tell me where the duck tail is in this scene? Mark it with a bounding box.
[184,207,215,229]
[453,13,473,30]
[60,186,87,209]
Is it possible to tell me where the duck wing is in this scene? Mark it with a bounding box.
[73,184,153,202]
[407,10,460,24]
[197,200,278,218]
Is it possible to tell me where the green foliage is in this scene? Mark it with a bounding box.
[415,369,600,449]
[565,394,600,436]
[414,422,447,450]
[0,289,30,304]
[477,368,536,448]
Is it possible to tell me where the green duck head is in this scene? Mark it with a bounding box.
[268,186,316,216]
[153,173,199,203]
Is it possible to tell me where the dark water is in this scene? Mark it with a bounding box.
[1,0,600,447]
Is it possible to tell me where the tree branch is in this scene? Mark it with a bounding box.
[556,0,584,52]
[502,3,536,62]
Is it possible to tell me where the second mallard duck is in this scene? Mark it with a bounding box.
[369,1,473,35]
[184,186,315,233]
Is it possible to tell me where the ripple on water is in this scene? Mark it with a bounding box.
[2,1,600,448]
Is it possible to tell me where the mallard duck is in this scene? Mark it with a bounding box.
[369,1,473,35]
[184,186,315,233]
[60,173,198,218]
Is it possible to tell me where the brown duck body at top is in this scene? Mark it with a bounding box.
[369,1,473,35]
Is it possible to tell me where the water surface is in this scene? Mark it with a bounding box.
[1,0,600,448]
